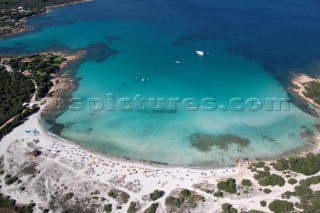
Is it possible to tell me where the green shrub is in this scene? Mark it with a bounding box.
[294,187,320,212]
[217,178,237,194]
[260,201,267,207]
[268,200,293,213]
[108,191,117,199]
[292,185,312,196]
[251,168,257,172]
[64,192,74,200]
[189,200,197,208]
[230,208,238,213]
[304,81,320,105]
[180,189,191,197]
[263,188,271,194]
[254,171,270,180]
[144,203,159,213]
[248,210,265,213]
[214,191,223,197]
[301,175,320,186]
[258,174,285,187]
[288,153,320,176]
[264,166,271,172]
[104,204,112,213]
[273,158,289,171]
[5,176,18,185]
[165,196,184,208]
[288,178,297,185]
[4,174,12,179]
[120,191,130,203]
[251,161,265,168]
[108,189,130,203]
[241,179,252,187]
[150,190,165,201]
[127,201,140,213]
[221,203,238,213]
[283,191,292,199]
[222,203,232,212]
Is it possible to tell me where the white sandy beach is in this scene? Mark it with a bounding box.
[1,109,316,212]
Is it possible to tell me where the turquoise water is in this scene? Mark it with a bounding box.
[1,0,320,166]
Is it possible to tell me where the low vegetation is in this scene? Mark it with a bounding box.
[288,178,297,185]
[263,188,272,194]
[213,191,223,197]
[149,190,165,201]
[268,200,293,213]
[127,201,140,213]
[303,81,320,105]
[143,203,159,213]
[217,178,237,194]
[241,179,252,187]
[258,174,285,187]
[272,153,320,176]
[260,201,267,207]
[222,203,238,213]
[108,189,130,204]
[165,189,204,211]
[165,196,185,208]
[104,204,112,213]
[0,193,36,213]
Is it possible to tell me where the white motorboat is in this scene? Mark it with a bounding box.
[196,50,205,56]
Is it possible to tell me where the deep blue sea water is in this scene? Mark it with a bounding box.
[1,0,320,166]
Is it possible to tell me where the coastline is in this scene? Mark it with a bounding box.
[46,0,94,9]
[0,0,94,38]
[291,73,320,109]
[1,107,319,212]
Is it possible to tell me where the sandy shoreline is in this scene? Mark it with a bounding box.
[0,111,242,210]
[291,73,320,109]
[46,0,94,9]
[1,108,318,212]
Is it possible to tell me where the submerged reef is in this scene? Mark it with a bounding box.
[189,133,250,152]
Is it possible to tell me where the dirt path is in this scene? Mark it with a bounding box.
[0,63,13,72]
